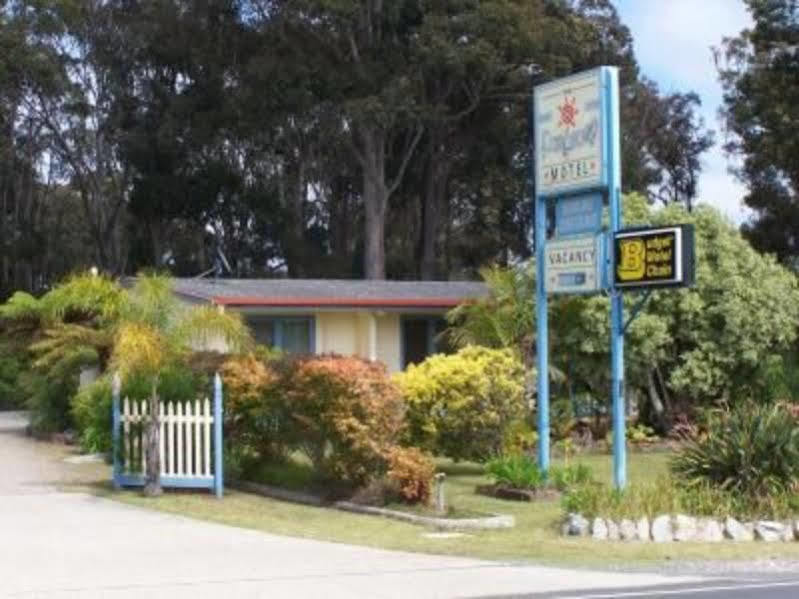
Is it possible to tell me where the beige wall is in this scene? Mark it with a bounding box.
[315,311,402,373]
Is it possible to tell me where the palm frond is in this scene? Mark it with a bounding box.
[0,291,46,324]
[42,272,126,324]
[172,306,254,354]
[124,272,177,330]
[111,323,167,380]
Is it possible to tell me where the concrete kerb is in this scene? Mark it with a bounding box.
[232,480,515,531]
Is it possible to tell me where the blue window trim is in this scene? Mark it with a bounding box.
[400,315,443,369]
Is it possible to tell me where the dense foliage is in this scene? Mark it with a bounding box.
[396,346,526,462]
[447,198,799,432]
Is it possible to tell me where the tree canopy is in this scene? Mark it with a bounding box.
[718,0,799,265]
[0,0,714,292]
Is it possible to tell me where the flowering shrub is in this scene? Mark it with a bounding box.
[386,446,435,504]
[396,346,525,462]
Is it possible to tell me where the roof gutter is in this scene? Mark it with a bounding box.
[211,296,468,308]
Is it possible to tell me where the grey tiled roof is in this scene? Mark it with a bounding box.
[171,278,488,307]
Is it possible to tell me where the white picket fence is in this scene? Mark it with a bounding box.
[119,397,215,479]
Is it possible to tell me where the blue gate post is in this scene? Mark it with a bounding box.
[605,67,626,490]
[213,372,224,498]
[112,373,122,489]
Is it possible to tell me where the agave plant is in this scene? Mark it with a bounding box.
[671,401,799,498]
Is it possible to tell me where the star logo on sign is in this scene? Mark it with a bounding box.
[558,95,579,129]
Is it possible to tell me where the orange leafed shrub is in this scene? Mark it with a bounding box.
[220,353,277,410]
[386,446,435,504]
[220,353,284,460]
[285,354,406,485]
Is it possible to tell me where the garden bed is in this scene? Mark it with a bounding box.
[234,480,515,530]
[475,483,559,502]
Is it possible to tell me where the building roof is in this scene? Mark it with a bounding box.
[171,278,489,309]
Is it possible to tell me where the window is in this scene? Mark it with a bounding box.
[401,316,450,369]
[246,316,315,354]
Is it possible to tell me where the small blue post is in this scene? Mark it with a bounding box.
[213,372,224,498]
[535,193,550,474]
[112,373,121,489]
[606,67,626,490]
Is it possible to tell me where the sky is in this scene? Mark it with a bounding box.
[613,0,753,223]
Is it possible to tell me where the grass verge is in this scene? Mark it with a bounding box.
[80,450,799,566]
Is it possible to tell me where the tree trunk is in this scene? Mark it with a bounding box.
[143,379,162,497]
[420,148,451,280]
[362,135,388,279]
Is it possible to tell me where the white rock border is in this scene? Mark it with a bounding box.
[563,513,799,543]
[233,480,515,531]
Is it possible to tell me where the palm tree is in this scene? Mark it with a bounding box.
[111,274,252,496]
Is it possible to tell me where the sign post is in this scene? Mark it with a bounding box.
[533,67,696,489]
[534,66,624,485]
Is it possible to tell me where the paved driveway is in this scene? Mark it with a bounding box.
[0,411,701,599]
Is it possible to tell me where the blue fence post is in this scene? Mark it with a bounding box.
[112,372,121,489]
[213,372,224,498]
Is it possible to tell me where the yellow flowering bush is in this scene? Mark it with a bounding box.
[396,346,525,462]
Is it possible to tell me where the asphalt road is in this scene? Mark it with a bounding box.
[477,578,799,598]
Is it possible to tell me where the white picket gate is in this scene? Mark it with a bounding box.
[112,373,223,496]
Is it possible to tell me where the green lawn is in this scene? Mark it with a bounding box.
[95,450,799,565]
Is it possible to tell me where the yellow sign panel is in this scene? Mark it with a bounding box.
[614,226,693,289]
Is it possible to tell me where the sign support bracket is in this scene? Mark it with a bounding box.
[622,289,653,335]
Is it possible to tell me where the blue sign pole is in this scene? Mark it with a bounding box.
[605,68,626,489]
[535,194,550,474]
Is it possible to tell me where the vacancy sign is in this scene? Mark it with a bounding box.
[534,69,605,196]
[545,235,603,294]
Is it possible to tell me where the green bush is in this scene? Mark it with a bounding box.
[70,365,207,454]
[550,463,593,492]
[486,455,544,490]
[0,350,24,410]
[671,401,799,498]
[72,377,113,453]
[396,346,525,462]
[486,455,593,493]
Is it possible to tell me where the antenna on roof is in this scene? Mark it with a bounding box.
[194,223,233,280]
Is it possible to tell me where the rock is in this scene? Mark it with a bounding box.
[673,514,697,542]
[651,515,673,542]
[780,523,795,542]
[606,519,620,541]
[619,519,637,541]
[755,521,785,542]
[591,517,608,541]
[562,513,590,537]
[635,517,651,542]
[695,518,723,543]
[724,517,753,541]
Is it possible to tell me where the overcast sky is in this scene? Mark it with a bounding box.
[613,0,753,223]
